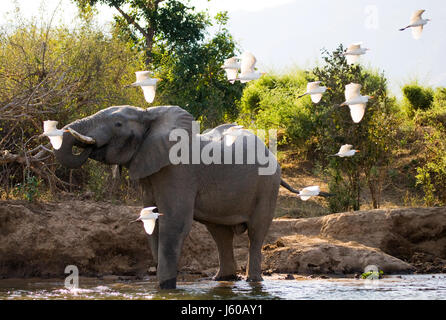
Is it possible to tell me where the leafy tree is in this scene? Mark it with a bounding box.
[75,0,243,127]
[402,84,434,115]
[307,45,399,211]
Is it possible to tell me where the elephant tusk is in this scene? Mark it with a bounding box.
[67,127,96,145]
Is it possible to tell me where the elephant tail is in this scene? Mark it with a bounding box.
[280,179,335,198]
[280,179,300,194]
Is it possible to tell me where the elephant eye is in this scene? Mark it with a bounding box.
[115,122,122,128]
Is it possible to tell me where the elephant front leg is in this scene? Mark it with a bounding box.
[156,206,194,289]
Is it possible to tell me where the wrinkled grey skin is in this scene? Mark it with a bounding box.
[54,105,281,289]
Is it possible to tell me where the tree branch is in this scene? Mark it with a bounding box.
[112,4,149,39]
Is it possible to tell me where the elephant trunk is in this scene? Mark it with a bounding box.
[54,130,93,169]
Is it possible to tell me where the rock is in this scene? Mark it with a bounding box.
[262,235,415,275]
[284,274,295,280]
[0,200,445,278]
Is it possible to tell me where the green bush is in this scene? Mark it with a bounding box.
[402,84,434,115]
[237,71,314,150]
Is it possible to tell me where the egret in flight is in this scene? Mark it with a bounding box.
[222,56,241,84]
[399,10,430,40]
[297,81,329,103]
[42,121,95,149]
[230,51,265,83]
[330,144,360,158]
[130,207,163,235]
[128,71,161,103]
[343,43,370,65]
[298,186,325,201]
[340,83,373,123]
[42,121,66,150]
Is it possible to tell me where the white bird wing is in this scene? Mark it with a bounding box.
[349,104,366,123]
[299,186,320,201]
[240,52,257,75]
[224,135,238,147]
[142,219,156,235]
[345,83,362,101]
[411,10,425,24]
[225,68,238,83]
[310,94,323,104]
[347,43,361,52]
[412,25,424,40]
[141,86,156,103]
[49,136,63,150]
[339,144,353,154]
[346,55,360,65]
[43,121,58,133]
[307,81,321,92]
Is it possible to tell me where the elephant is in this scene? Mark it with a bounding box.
[53,105,326,289]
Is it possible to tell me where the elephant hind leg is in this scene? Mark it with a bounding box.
[246,192,278,282]
[205,223,239,281]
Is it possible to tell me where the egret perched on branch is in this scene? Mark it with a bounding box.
[343,43,370,65]
[330,144,360,158]
[128,71,161,103]
[399,10,430,40]
[297,81,329,103]
[230,51,266,83]
[340,83,373,123]
[222,56,241,84]
[129,207,163,235]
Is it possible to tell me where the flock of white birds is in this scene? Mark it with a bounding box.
[42,9,431,230]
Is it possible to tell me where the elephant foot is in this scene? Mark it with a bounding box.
[213,274,241,282]
[246,275,264,282]
[159,277,177,289]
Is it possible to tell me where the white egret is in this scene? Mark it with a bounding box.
[230,51,265,83]
[297,81,329,103]
[42,121,95,150]
[330,144,360,158]
[343,43,370,64]
[222,56,241,84]
[130,206,163,235]
[298,186,323,201]
[340,83,373,123]
[129,71,161,103]
[222,125,253,147]
[399,10,430,40]
[42,121,66,150]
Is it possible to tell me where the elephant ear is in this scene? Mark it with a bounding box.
[129,106,194,180]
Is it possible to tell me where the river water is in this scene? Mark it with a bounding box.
[1,274,445,300]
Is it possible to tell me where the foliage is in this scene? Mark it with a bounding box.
[413,99,446,206]
[402,84,434,116]
[0,9,143,200]
[12,175,42,202]
[75,0,243,127]
[361,269,384,279]
[237,71,314,149]
[306,45,400,212]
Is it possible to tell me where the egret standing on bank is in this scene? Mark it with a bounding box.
[340,83,373,123]
[399,9,430,40]
[297,81,329,104]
